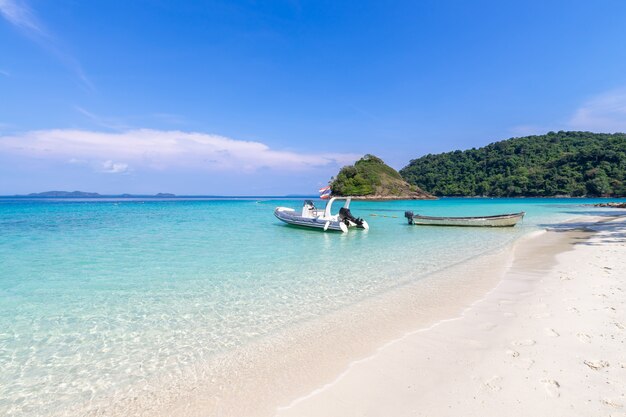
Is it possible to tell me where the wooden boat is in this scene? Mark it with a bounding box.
[274,197,369,232]
[404,211,525,227]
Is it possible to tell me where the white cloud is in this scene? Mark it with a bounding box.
[100,160,129,174]
[0,0,93,90]
[0,128,359,172]
[568,88,626,133]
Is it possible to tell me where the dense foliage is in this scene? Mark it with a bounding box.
[400,131,626,197]
[331,154,430,197]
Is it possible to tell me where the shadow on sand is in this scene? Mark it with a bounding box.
[539,214,626,246]
[557,209,626,218]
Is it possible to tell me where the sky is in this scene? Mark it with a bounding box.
[1,0,626,195]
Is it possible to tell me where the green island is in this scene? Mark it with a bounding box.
[400,131,626,197]
[330,154,435,199]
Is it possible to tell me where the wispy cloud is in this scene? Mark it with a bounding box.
[0,128,359,173]
[74,106,131,130]
[568,88,626,133]
[509,87,626,137]
[74,107,190,130]
[0,69,10,77]
[0,0,41,32]
[0,0,93,90]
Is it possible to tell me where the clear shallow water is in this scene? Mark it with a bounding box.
[0,197,622,415]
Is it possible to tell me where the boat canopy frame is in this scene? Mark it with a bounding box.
[323,197,351,218]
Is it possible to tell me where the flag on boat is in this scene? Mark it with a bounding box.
[319,185,331,199]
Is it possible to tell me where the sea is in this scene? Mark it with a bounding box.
[0,196,623,415]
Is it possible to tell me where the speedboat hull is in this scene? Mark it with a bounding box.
[274,207,349,232]
[405,211,525,227]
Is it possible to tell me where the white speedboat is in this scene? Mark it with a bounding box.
[274,197,369,232]
[404,211,525,227]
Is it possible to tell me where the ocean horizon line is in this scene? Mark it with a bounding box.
[2,193,319,199]
[3,194,625,200]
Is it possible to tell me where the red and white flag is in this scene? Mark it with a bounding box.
[319,185,331,199]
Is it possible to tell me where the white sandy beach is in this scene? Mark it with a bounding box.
[275,216,626,417]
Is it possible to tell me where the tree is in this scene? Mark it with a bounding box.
[400,132,626,197]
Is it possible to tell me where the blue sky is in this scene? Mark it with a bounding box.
[1,0,626,195]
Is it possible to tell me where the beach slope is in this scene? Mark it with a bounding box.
[276,217,626,417]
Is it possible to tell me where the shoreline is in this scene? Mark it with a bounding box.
[276,215,626,417]
[72,215,524,416]
[67,214,625,417]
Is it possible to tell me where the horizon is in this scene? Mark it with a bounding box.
[2,1,626,195]
[1,191,322,197]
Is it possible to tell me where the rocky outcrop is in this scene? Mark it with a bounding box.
[591,202,626,208]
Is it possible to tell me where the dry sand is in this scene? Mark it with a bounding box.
[275,217,626,417]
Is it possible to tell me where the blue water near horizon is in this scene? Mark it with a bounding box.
[0,197,624,415]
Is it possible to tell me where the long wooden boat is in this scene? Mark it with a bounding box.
[404,211,525,227]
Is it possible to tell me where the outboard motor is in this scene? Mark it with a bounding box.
[404,211,414,225]
[339,207,365,228]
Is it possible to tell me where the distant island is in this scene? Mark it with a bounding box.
[330,154,435,200]
[23,191,177,198]
[400,131,626,197]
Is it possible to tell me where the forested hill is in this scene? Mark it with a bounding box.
[331,154,434,199]
[400,131,626,197]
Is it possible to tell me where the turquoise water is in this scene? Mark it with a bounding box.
[0,197,623,415]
